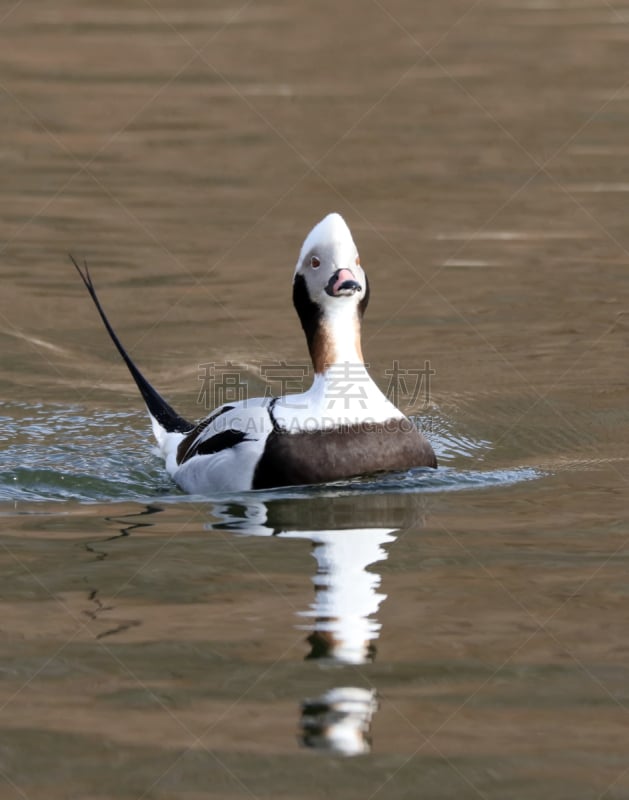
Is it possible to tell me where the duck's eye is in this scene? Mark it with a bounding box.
[310,256,321,268]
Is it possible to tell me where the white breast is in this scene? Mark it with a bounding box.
[273,367,405,432]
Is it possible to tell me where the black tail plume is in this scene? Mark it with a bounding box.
[72,256,192,434]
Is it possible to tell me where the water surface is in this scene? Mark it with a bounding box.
[1,1,629,798]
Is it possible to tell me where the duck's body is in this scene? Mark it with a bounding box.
[164,372,433,493]
[75,213,436,494]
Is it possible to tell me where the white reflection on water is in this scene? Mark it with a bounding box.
[210,498,406,755]
[301,687,378,757]
[290,528,396,665]
[211,499,399,665]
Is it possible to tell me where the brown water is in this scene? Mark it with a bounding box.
[1,1,629,797]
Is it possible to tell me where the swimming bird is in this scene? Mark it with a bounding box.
[74,213,436,493]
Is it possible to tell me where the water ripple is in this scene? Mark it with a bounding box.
[0,402,542,505]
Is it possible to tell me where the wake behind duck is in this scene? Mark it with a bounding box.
[74,213,436,493]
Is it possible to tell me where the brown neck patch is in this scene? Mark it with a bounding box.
[293,273,364,375]
[309,319,364,374]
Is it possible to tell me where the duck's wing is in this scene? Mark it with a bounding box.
[171,403,275,493]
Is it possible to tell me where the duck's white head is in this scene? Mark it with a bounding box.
[293,213,370,373]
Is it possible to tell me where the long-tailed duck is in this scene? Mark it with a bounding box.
[74,213,436,493]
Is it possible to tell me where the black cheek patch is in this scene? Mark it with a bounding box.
[358,273,370,317]
[293,273,323,353]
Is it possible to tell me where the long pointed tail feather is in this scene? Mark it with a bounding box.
[72,256,192,435]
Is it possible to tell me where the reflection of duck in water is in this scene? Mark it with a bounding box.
[211,493,418,665]
[293,527,390,754]
[301,687,378,756]
[288,527,396,664]
[210,493,419,755]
